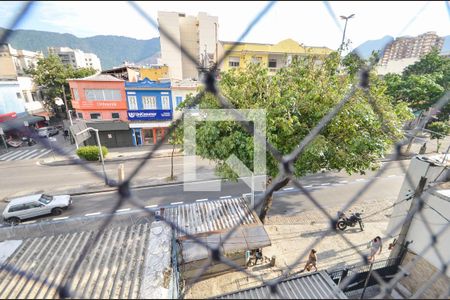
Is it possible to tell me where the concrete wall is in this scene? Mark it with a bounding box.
[0,81,25,115]
[399,251,449,298]
[376,57,420,75]
[405,188,450,276]
[158,12,183,80]
[140,221,173,299]
[180,15,199,80]
[17,76,44,114]
[386,155,448,238]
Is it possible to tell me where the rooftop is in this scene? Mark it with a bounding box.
[217,271,347,299]
[68,74,124,82]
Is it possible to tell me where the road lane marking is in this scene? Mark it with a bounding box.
[145,205,158,208]
[85,212,101,216]
[220,195,232,199]
[53,216,69,221]
[116,208,131,213]
[196,199,208,202]
[321,183,331,186]
[356,179,368,182]
[22,220,36,224]
[387,175,397,178]
[304,185,313,188]
[339,181,348,184]
[283,187,294,191]
[170,201,183,205]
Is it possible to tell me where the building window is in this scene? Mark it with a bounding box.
[176,96,183,107]
[142,96,157,109]
[16,92,22,99]
[72,88,79,100]
[23,91,29,103]
[161,96,170,110]
[90,113,101,120]
[128,96,138,110]
[251,56,262,64]
[77,112,83,119]
[229,56,240,67]
[31,92,38,102]
[112,112,120,119]
[85,89,121,101]
[268,59,277,68]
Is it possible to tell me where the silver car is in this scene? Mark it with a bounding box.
[37,126,59,137]
[2,194,72,224]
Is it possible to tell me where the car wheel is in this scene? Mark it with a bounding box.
[8,217,20,225]
[52,208,63,216]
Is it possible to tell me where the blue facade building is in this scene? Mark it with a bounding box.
[0,80,25,115]
[125,78,173,146]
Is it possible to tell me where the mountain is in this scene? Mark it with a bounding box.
[0,27,160,70]
[353,35,394,60]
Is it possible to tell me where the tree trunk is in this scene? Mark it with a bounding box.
[170,143,175,180]
[259,177,290,224]
[436,139,441,153]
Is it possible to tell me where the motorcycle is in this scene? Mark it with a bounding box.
[337,210,364,231]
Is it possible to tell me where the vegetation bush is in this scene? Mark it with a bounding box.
[76,146,108,161]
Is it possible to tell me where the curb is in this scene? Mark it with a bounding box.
[39,151,184,166]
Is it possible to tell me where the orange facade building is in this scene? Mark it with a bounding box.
[68,74,128,121]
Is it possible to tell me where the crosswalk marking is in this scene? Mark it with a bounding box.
[0,148,52,161]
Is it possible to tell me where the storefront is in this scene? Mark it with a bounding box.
[129,118,173,146]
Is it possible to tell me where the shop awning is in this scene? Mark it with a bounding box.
[0,114,46,133]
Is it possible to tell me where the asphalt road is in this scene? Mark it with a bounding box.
[3,159,410,227]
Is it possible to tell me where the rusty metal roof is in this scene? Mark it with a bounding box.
[217,271,348,299]
[162,197,259,238]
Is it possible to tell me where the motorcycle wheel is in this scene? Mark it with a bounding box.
[337,221,347,231]
[359,220,364,231]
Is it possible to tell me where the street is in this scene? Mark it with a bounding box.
[0,157,409,229]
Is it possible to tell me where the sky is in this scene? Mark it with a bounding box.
[1,1,450,51]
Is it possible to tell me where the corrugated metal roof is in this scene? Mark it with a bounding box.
[217,271,347,299]
[162,198,258,238]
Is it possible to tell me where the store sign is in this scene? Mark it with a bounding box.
[127,110,172,121]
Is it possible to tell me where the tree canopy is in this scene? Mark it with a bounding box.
[383,49,450,121]
[26,55,96,112]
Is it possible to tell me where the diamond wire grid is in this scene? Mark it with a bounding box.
[0,1,449,299]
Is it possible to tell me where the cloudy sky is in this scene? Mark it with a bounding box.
[1,1,449,50]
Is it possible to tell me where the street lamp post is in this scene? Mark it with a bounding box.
[340,14,355,51]
[76,127,108,185]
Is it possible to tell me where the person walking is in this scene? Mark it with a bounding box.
[301,249,318,272]
[368,236,383,263]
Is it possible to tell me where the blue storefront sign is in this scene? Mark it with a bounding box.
[127,110,172,121]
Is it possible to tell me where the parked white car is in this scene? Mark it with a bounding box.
[2,194,72,224]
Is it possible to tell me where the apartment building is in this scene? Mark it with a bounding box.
[158,11,218,80]
[218,39,333,74]
[48,47,102,71]
[0,44,46,115]
[380,32,444,66]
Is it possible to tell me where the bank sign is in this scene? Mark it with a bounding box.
[127,110,172,121]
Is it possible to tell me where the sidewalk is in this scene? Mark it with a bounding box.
[186,198,396,299]
[39,144,183,166]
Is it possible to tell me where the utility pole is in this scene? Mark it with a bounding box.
[390,176,427,259]
[340,14,355,51]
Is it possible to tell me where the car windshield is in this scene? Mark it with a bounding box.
[38,194,53,204]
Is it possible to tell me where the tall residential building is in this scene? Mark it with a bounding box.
[158,11,218,80]
[0,43,43,79]
[380,32,444,66]
[48,47,102,71]
[218,39,333,74]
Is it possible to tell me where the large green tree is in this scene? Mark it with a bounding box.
[384,49,450,121]
[26,55,96,113]
[182,53,413,222]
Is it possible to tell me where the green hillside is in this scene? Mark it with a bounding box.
[0,27,160,69]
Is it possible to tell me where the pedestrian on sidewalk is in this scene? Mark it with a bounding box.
[301,249,318,272]
[367,236,383,263]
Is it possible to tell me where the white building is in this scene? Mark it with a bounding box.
[376,57,420,75]
[48,47,102,71]
[0,44,46,115]
[158,11,218,80]
[170,79,200,119]
[386,155,450,297]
